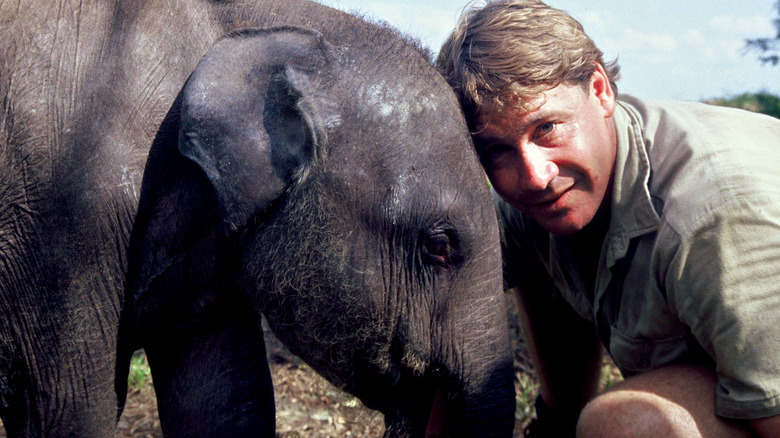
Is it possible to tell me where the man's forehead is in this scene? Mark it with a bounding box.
[474,112,518,138]
[472,83,587,139]
[474,104,546,140]
[472,90,554,135]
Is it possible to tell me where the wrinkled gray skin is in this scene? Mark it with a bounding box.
[0,1,515,437]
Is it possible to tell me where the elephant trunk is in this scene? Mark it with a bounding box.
[379,332,515,437]
[437,297,516,437]
[381,293,516,437]
[443,361,516,437]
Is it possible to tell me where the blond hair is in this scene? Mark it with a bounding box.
[436,0,620,122]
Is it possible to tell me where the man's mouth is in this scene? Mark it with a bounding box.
[527,193,564,206]
[523,182,575,207]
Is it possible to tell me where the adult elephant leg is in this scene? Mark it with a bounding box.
[1,322,119,437]
[0,266,121,437]
[144,308,275,438]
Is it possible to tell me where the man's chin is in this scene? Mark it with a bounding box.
[532,211,590,236]
[543,222,584,236]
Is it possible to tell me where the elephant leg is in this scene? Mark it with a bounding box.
[144,311,275,437]
[0,287,120,437]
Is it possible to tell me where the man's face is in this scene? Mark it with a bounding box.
[473,70,617,235]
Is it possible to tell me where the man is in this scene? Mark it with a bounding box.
[436,1,780,437]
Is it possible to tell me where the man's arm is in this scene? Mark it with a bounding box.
[512,281,602,425]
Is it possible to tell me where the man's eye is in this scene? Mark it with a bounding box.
[534,122,556,138]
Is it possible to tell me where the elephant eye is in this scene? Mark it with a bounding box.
[421,228,461,268]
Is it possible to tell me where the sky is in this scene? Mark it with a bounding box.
[318,0,780,102]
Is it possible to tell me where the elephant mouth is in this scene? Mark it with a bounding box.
[423,388,448,437]
[355,351,516,438]
[382,393,447,438]
[379,367,452,438]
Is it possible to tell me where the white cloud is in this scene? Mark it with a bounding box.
[606,29,678,67]
[682,29,707,48]
[665,13,774,66]
[708,13,776,37]
[622,29,678,53]
[580,10,611,34]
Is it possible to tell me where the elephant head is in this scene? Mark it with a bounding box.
[126,26,515,437]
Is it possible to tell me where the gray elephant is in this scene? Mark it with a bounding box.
[0,1,515,437]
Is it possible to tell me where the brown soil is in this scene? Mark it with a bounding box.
[112,347,388,438]
[111,299,531,437]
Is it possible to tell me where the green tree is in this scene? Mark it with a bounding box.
[707,92,780,119]
[746,1,780,65]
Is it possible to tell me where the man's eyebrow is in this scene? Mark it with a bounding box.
[521,110,557,132]
[474,110,558,141]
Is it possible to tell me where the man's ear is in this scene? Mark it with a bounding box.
[591,62,616,118]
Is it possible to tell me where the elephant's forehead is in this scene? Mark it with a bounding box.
[345,79,471,156]
[361,80,442,125]
[328,77,478,184]
[324,70,482,211]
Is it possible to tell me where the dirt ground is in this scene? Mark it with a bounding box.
[0,295,563,437]
[110,295,533,437]
[112,350,390,438]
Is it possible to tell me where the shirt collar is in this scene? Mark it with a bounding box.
[602,98,660,267]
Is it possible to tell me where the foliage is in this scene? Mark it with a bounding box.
[515,372,538,428]
[706,92,780,119]
[745,1,780,66]
[127,350,152,393]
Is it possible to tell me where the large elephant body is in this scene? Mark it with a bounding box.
[0,1,515,436]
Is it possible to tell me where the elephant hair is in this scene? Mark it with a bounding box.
[245,170,431,389]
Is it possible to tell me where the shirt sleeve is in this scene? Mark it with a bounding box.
[665,195,780,419]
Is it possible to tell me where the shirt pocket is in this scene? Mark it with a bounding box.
[609,326,690,377]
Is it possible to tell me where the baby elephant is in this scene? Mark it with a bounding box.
[0,1,515,437]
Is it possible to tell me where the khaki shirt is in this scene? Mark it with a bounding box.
[497,95,780,419]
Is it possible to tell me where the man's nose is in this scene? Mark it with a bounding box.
[517,143,557,191]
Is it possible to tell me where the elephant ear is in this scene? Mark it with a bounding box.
[179,27,337,231]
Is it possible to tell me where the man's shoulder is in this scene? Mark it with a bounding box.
[619,95,780,237]
[619,95,779,147]
[619,95,779,153]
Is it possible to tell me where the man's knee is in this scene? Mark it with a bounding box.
[576,390,702,438]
